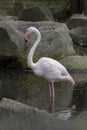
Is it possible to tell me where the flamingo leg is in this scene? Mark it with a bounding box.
[49,82,55,113]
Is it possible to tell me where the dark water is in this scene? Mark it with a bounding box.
[0,69,87,113]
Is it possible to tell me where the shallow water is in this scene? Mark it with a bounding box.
[0,69,87,113]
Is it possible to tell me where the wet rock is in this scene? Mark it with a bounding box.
[70,27,87,47]
[67,111,87,130]
[52,109,73,120]
[0,98,68,130]
[2,98,87,130]
[75,111,87,120]
[1,94,87,130]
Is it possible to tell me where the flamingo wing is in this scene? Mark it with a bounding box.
[34,57,68,81]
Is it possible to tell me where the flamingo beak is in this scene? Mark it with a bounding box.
[24,32,29,43]
[24,39,28,43]
[24,32,29,50]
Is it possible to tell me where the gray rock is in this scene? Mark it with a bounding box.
[60,56,87,70]
[66,14,87,29]
[0,20,24,56]
[67,111,87,130]
[70,27,87,47]
[0,20,75,63]
[59,55,87,85]
[75,111,87,120]
[0,98,68,130]
[1,98,87,130]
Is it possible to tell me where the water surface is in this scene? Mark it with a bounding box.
[0,69,87,113]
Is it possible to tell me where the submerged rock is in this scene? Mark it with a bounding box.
[1,98,87,130]
[67,111,87,130]
[0,98,68,130]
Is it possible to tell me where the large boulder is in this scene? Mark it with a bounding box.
[20,21,75,59]
[0,20,23,56]
[0,98,68,130]
[60,56,87,71]
[1,98,87,130]
[0,19,75,66]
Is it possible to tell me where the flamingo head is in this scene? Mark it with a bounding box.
[24,26,40,42]
[24,27,38,42]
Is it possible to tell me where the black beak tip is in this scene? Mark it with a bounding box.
[24,39,28,43]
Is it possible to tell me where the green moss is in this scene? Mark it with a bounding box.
[52,52,66,61]
[18,55,27,68]
[26,74,45,86]
[18,51,66,69]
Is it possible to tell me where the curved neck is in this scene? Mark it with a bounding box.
[28,29,41,69]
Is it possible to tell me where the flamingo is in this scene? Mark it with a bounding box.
[24,27,75,112]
